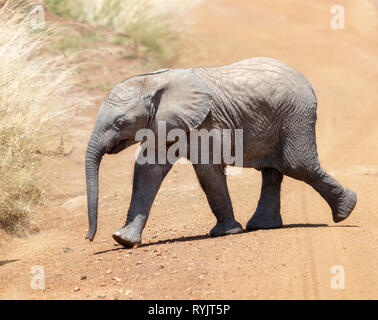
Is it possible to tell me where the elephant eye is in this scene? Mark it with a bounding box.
[115,118,127,130]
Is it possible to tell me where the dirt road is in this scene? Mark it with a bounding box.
[1,0,377,299]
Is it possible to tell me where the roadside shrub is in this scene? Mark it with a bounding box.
[46,0,194,65]
[0,2,85,233]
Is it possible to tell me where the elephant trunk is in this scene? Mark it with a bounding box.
[85,133,105,241]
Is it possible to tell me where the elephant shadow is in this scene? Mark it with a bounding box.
[0,259,20,267]
[93,223,358,255]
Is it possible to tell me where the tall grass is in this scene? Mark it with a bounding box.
[0,2,86,234]
[46,0,195,65]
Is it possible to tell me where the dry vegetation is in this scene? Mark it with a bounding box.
[0,2,86,234]
[46,0,194,64]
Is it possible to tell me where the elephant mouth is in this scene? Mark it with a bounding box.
[108,139,131,154]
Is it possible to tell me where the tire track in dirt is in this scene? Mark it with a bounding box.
[300,185,319,299]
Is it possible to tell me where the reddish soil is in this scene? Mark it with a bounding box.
[0,0,377,299]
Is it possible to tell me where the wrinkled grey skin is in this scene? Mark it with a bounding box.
[85,57,357,247]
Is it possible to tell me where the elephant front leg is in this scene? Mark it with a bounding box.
[193,164,242,237]
[112,162,172,247]
[247,168,283,231]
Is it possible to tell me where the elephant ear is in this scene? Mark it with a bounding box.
[151,69,212,132]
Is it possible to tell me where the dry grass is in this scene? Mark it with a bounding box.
[0,2,86,234]
[46,0,197,65]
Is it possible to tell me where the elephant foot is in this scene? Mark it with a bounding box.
[112,226,142,248]
[209,219,243,237]
[246,208,283,231]
[332,188,357,223]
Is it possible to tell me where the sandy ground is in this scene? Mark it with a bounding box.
[0,0,377,299]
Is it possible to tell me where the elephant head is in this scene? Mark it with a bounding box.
[85,68,212,241]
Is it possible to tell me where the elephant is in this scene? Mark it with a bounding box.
[85,57,357,247]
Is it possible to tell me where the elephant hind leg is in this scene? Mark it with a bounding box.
[283,158,357,222]
[193,163,242,237]
[304,168,357,222]
[278,112,356,222]
[246,168,283,231]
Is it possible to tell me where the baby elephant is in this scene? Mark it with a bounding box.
[85,57,357,247]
